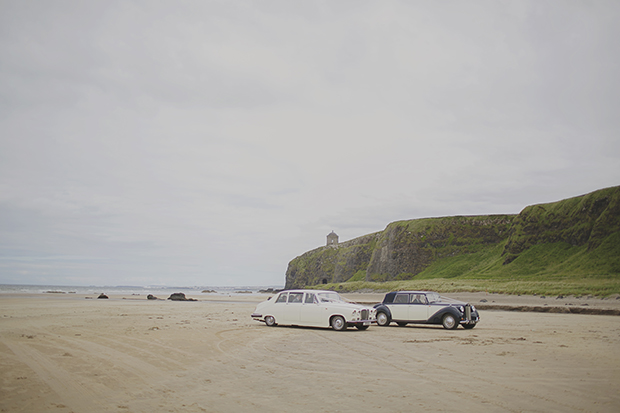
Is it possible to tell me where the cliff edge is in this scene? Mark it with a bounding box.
[285,186,620,289]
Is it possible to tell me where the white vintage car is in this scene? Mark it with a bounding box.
[251,289,376,331]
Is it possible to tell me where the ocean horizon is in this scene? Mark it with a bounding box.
[0,283,283,296]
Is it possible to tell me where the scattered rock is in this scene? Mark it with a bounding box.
[167,292,197,301]
[147,294,158,300]
[97,293,109,299]
[480,299,488,303]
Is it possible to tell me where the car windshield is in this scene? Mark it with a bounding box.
[317,292,346,303]
[425,292,441,303]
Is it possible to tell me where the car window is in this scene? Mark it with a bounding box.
[394,293,409,304]
[275,293,287,303]
[426,292,440,303]
[288,292,303,303]
[304,293,316,304]
[410,294,427,304]
[317,292,346,303]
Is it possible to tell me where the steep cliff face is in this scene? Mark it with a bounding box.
[285,215,514,289]
[285,233,379,289]
[366,215,514,281]
[284,186,620,289]
[502,186,620,264]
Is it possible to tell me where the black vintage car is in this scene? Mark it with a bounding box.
[373,291,479,329]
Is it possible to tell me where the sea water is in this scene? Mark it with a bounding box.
[0,284,282,296]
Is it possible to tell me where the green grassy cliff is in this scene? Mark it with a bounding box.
[284,186,620,293]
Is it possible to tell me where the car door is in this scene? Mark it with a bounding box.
[270,292,289,322]
[408,293,430,321]
[299,292,325,326]
[282,291,304,324]
[389,293,410,321]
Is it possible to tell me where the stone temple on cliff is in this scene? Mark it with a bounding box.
[326,230,339,246]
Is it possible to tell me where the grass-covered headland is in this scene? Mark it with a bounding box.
[287,186,620,297]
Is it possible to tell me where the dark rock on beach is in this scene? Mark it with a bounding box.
[167,292,197,301]
[97,293,109,299]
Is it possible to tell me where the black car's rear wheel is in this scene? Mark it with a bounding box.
[265,316,276,326]
[376,311,390,327]
[463,323,476,329]
[442,314,458,330]
[331,315,346,331]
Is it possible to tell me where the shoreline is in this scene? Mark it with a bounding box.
[4,289,620,315]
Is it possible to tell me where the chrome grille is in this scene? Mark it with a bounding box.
[361,309,369,320]
[465,305,471,321]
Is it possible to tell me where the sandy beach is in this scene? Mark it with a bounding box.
[1,292,619,412]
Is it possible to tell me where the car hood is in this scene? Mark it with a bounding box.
[435,297,470,306]
[323,302,372,311]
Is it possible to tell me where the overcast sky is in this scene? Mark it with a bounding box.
[1,1,619,287]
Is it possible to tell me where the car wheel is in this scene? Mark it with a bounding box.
[356,325,369,330]
[265,316,276,327]
[463,323,476,329]
[397,322,407,327]
[442,314,458,330]
[331,316,346,331]
[376,311,390,327]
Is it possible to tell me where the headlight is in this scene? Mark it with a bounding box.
[471,305,476,312]
[458,306,465,313]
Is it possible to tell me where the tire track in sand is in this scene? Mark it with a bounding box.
[1,337,101,412]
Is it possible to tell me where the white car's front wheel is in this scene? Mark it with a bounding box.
[331,316,346,331]
[265,316,276,327]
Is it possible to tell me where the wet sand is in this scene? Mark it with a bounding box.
[1,292,619,412]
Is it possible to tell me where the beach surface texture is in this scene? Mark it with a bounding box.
[1,292,619,412]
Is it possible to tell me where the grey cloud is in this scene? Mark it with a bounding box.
[1,1,619,287]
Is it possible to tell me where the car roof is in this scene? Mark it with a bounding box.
[280,289,337,294]
[390,291,436,294]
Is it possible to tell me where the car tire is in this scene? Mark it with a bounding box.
[356,325,369,330]
[463,323,476,329]
[265,315,276,327]
[397,322,407,327]
[442,313,458,330]
[376,311,390,327]
[331,315,346,331]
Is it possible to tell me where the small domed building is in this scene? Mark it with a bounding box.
[326,230,339,246]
